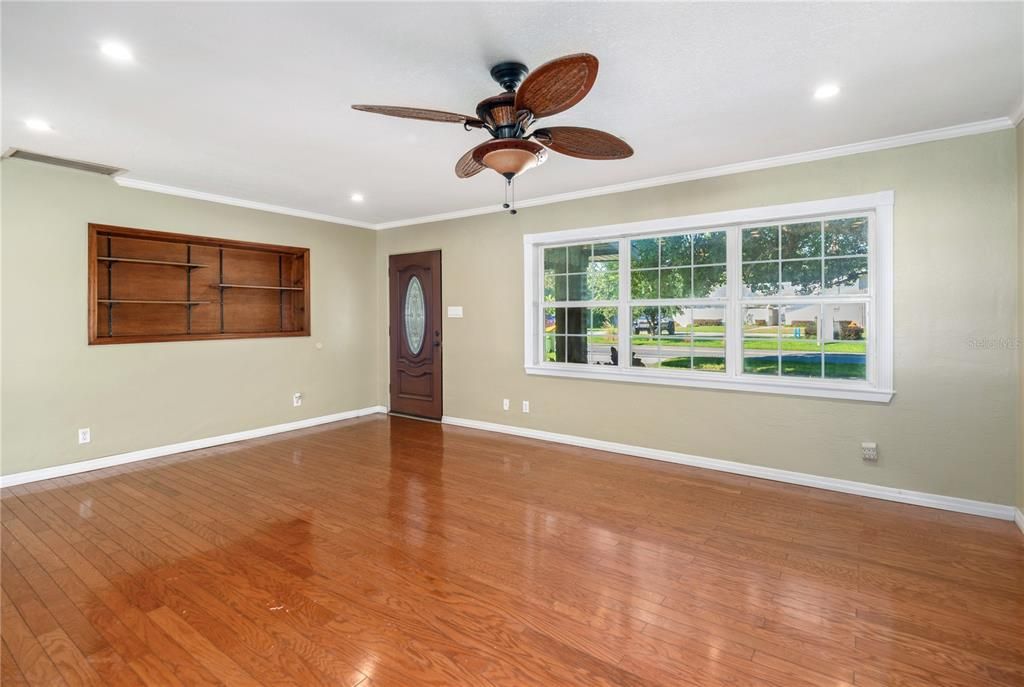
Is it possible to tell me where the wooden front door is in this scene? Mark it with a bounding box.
[389,251,443,419]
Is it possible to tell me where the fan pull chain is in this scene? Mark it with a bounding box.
[502,179,518,215]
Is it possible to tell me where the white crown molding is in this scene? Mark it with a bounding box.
[375,117,1013,230]
[0,405,387,488]
[441,415,1017,521]
[112,117,1013,231]
[113,177,377,230]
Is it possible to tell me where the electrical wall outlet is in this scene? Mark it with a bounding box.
[522,400,530,413]
[78,428,91,444]
[861,441,878,462]
[502,398,510,411]
[292,392,303,407]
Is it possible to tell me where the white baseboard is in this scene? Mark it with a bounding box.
[441,416,1016,522]
[0,405,387,488]
[6,408,1017,526]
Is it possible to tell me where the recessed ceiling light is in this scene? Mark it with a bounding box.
[350,193,364,203]
[25,119,53,132]
[100,41,134,62]
[814,83,840,100]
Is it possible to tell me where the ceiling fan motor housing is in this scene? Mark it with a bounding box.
[475,93,522,139]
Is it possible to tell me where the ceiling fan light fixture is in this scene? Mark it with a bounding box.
[474,139,547,180]
[482,147,546,179]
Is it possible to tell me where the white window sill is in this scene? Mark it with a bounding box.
[524,364,894,403]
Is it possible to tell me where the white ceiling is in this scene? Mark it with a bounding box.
[3,2,1022,227]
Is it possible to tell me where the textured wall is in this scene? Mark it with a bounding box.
[1,159,379,475]
[1018,120,1024,512]
[3,130,1019,506]
[378,130,1019,505]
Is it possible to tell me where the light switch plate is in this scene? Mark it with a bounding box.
[447,306,464,318]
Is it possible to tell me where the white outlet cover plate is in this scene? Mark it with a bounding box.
[447,306,464,318]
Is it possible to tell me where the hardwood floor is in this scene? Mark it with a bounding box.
[2,415,1022,686]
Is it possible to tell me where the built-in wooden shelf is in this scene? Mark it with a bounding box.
[218,283,304,291]
[98,299,211,305]
[89,224,310,344]
[98,256,208,269]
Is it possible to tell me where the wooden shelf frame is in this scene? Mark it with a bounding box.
[98,256,208,269]
[218,283,304,291]
[89,223,310,344]
[98,299,212,305]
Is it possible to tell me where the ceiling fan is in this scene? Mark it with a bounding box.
[352,53,633,214]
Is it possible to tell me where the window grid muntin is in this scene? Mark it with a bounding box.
[629,304,727,374]
[740,212,870,300]
[534,209,877,389]
[543,240,620,304]
[624,229,728,374]
[741,301,870,381]
[630,229,728,301]
[541,240,620,366]
[543,306,619,365]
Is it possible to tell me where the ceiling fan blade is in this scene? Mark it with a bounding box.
[352,105,483,128]
[455,143,486,178]
[533,127,633,160]
[514,53,598,119]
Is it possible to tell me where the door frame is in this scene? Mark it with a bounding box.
[387,250,443,419]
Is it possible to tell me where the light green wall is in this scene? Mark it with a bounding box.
[4,130,1019,506]
[1018,120,1024,512]
[0,159,379,476]
[377,130,1019,505]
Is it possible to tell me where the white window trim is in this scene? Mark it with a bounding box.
[523,191,894,403]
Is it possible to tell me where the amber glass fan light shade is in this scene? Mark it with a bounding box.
[482,148,542,177]
[473,139,548,179]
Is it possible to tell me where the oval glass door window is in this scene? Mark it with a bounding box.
[404,276,426,354]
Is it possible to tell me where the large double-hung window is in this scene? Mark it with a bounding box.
[523,193,893,402]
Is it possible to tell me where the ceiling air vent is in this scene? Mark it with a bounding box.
[3,148,125,176]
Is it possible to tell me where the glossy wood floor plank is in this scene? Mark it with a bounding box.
[3,415,1022,686]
